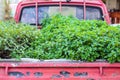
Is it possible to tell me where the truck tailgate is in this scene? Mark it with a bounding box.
[0,61,120,80]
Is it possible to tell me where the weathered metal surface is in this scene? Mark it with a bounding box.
[0,62,119,79]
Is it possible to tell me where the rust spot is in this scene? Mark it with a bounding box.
[52,74,62,78]
[8,72,24,78]
[87,78,95,80]
[74,72,88,77]
[60,71,70,78]
[112,72,119,77]
[34,72,43,77]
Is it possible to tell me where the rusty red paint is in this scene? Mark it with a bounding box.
[11,0,119,79]
[14,0,111,24]
[0,62,119,79]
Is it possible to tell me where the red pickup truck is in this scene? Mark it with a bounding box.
[0,0,119,80]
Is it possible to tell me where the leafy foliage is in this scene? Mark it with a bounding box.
[0,15,120,63]
[0,21,40,58]
[22,14,120,63]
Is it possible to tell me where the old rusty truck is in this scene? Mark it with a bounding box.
[0,0,119,80]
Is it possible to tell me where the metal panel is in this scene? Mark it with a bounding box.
[0,62,119,79]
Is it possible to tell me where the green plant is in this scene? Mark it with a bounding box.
[0,21,40,58]
[21,14,120,63]
[0,14,120,63]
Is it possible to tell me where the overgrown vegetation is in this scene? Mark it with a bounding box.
[0,21,40,58]
[0,14,120,63]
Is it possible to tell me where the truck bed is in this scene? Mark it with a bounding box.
[0,59,120,80]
